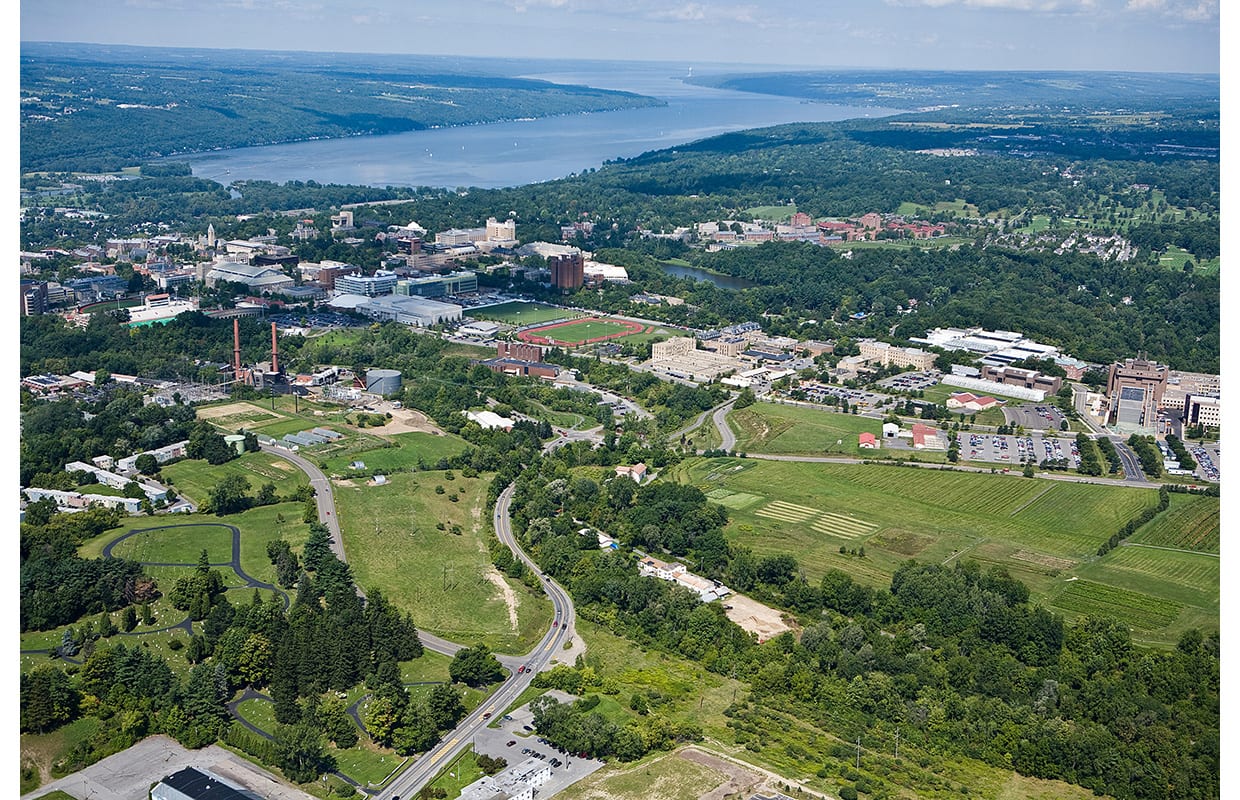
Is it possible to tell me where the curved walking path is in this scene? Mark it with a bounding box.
[21,522,288,661]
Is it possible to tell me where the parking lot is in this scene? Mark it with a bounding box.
[467,690,607,797]
[1002,403,1069,432]
[878,370,941,392]
[956,431,1084,469]
[798,380,886,409]
[1188,442,1221,482]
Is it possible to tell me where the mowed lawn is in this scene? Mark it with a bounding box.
[671,457,1213,644]
[728,403,886,456]
[319,430,469,475]
[1129,493,1220,552]
[335,471,551,654]
[162,452,309,506]
[470,301,571,325]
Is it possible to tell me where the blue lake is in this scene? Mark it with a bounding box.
[182,62,901,190]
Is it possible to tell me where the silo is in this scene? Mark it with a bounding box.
[366,368,402,397]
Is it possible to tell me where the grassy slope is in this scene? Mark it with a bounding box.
[335,470,551,653]
[729,402,887,456]
[161,452,309,506]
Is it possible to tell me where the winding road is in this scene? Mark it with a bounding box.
[261,445,577,800]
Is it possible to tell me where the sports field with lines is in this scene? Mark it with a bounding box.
[517,316,644,346]
[672,457,1217,646]
[470,301,571,325]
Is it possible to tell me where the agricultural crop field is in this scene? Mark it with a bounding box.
[672,457,1214,645]
[470,301,571,326]
[1129,493,1219,552]
[161,451,309,506]
[727,403,888,456]
[334,470,551,653]
[517,317,644,346]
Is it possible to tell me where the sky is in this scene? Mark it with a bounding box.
[17,0,1220,73]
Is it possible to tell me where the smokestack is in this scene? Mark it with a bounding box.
[271,322,279,374]
[233,319,241,376]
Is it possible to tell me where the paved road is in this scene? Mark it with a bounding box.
[377,484,575,800]
[1109,439,1150,483]
[260,444,348,562]
[713,401,738,451]
[265,443,577,798]
[668,397,735,443]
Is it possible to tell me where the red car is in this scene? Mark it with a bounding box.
[517,664,526,674]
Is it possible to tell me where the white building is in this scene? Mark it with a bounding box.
[941,374,1046,402]
[334,270,399,297]
[459,320,502,339]
[650,337,696,360]
[637,556,730,601]
[464,410,514,430]
[64,461,169,501]
[204,260,294,293]
[116,440,190,473]
[459,757,551,800]
[358,295,463,327]
[24,487,143,514]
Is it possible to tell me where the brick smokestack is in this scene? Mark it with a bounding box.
[271,322,279,374]
[233,319,241,375]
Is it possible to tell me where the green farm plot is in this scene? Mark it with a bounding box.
[1049,580,1181,632]
[162,452,309,506]
[1129,494,1219,552]
[320,430,469,475]
[672,458,1204,639]
[728,402,884,456]
[336,471,551,653]
[471,301,571,326]
[1077,545,1218,613]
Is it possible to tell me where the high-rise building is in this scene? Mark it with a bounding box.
[548,253,584,291]
[1106,357,1168,433]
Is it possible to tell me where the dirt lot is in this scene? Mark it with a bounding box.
[22,735,314,800]
[194,401,280,422]
[357,403,447,436]
[723,593,793,642]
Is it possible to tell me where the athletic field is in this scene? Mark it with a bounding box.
[517,316,644,346]
[470,301,570,326]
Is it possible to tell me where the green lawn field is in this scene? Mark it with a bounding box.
[335,470,551,653]
[470,301,571,326]
[161,452,309,506]
[728,402,894,457]
[744,204,797,220]
[671,457,1213,645]
[319,430,469,475]
[1129,493,1219,553]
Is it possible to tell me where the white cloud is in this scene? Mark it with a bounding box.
[886,0,1097,10]
[1126,0,1217,20]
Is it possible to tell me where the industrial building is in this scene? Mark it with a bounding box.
[980,365,1062,395]
[151,767,253,800]
[1184,394,1221,428]
[357,295,463,327]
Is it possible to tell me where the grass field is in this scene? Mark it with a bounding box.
[896,199,981,218]
[1157,244,1220,275]
[471,301,572,326]
[728,403,887,456]
[20,717,102,794]
[744,204,797,220]
[671,457,1212,644]
[335,470,552,653]
[424,746,485,798]
[319,430,469,475]
[162,452,309,506]
[554,751,728,800]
